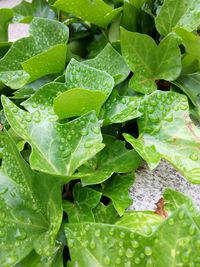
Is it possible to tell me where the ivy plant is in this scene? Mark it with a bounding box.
[0,0,200,266]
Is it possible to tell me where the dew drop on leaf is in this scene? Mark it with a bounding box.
[0,230,5,238]
[95,229,101,237]
[118,248,124,256]
[189,154,198,161]
[0,187,8,195]
[90,240,96,249]
[168,218,174,225]
[144,246,152,256]
[120,231,125,238]
[15,228,27,241]
[189,225,196,235]
[103,256,111,265]
[134,257,141,264]
[126,248,134,258]
[115,258,121,265]
[131,240,139,248]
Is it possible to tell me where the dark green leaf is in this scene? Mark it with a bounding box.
[0,9,13,42]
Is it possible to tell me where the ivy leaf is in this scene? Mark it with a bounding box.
[65,206,200,267]
[93,203,119,224]
[83,43,130,85]
[173,73,200,121]
[124,91,200,183]
[116,211,163,235]
[155,0,200,36]
[0,132,63,266]
[121,28,182,94]
[53,0,122,28]
[2,96,104,177]
[54,59,114,119]
[102,173,134,216]
[74,135,141,185]
[101,89,142,125]
[63,183,102,223]
[0,18,68,89]
[0,8,13,42]
[14,243,63,267]
[13,0,55,23]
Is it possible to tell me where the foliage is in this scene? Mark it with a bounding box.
[0,0,199,266]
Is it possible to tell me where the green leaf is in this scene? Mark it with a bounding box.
[155,0,200,36]
[53,59,114,119]
[14,243,63,267]
[0,18,68,89]
[116,211,163,235]
[74,135,141,185]
[65,206,200,267]
[0,132,63,266]
[0,9,13,42]
[63,183,102,223]
[124,90,200,183]
[173,72,200,121]
[83,43,129,85]
[2,96,104,177]
[101,89,142,125]
[102,173,134,216]
[53,0,122,28]
[93,203,119,224]
[13,0,55,23]
[120,28,181,94]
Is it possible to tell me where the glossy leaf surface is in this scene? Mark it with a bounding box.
[0,132,63,266]
[124,91,200,183]
[121,28,182,94]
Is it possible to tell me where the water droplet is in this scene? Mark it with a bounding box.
[109,228,114,236]
[120,232,125,238]
[15,229,27,240]
[178,210,185,220]
[92,126,100,134]
[134,257,141,264]
[168,218,174,225]
[67,135,72,141]
[95,229,101,237]
[103,256,110,265]
[189,154,198,161]
[0,187,8,195]
[104,237,108,244]
[81,128,88,136]
[144,246,152,256]
[90,240,96,249]
[118,248,124,256]
[68,239,74,248]
[121,98,126,104]
[130,232,135,239]
[180,104,187,110]
[140,253,145,258]
[0,230,5,238]
[131,240,139,248]
[59,145,65,151]
[126,248,134,258]
[189,225,196,235]
[115,258,121,265]
[150,99,157,106]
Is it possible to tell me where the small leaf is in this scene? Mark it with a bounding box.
[93,203,119,224]
[13,0,55,23]
[54,59,114,119]
[0,18,68,89]
[74,135,141,185]
[155,0,200,36]
[0,9,13,42]
[124,90,200,183]
[2,96,104,177]
[102,173,134,216]
[53,0,122,28]
[63,183,102,223]
[83,43,130,85]
[121,28,182,94]
[0,132,63,266]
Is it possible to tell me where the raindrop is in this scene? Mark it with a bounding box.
[92,126,100,135]
[0,230,5,238]
[118,248,124,256]
[90,240,96,249]
[178,210,185,220]
[0,187,8,195]
[109,228,114,236]
[131,240,139,248]
[95,229,101,237]
[68,239,74,248]
[168,218,174,225]
[115,258,121,265]
[67,135,72,141]
[126,248,134,258]
[144,246,152,256]
[120,231,125,238]
[81,128,88,136]
[189,154,198,161]
[103,237,108,244]
[134,257,141,264]
[103,256,111,265]
[15,229,27,241]
[189,225,196,235]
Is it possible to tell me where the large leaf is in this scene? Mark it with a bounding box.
[65,206,200,267]
[13,0,55,23]
[0,132,63,266]
[124,90,200,183]
[0,18,68,89]
[102,173,134,216]
[0,9,13,42]
[2,96,104,177]
[63,183,102,223]
[54,59,114,119]
[155,0,200,36]
[173,72,200,121]
[120,28,181,94]
[101,89,142,125]
[83,43,130,85]
[74,135,141,185]
[53,0,122,28]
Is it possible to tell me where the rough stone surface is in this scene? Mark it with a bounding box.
[1,0,200,211]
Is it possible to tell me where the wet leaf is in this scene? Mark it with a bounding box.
[0,18,68,89]
[0,132,63,266]
[121,28,182,94]
[2,96,104,177]
[0,8,13,42]
[155,0,200,36]
[53,0,122,28]
[124,90,200,183]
